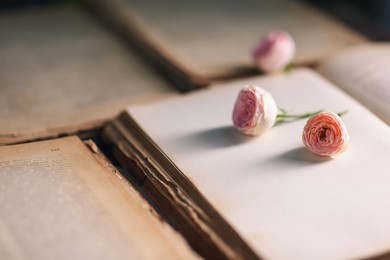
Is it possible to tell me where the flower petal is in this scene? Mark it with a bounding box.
[302,111,350,157]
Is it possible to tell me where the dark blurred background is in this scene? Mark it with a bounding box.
[1,0,390,40]
[309,0,390,40]
[0,0,78,7]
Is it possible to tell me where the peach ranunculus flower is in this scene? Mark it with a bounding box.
[232,85,278,136]
[302,111,350,157]
[252,31,296,73]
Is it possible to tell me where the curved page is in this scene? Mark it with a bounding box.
[0,7,175,144]
[102,0,366,80]
[0,136,198,260]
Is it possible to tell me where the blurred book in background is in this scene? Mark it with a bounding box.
[85,0,368,89]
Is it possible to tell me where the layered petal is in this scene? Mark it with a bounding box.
[232,85,278,136]
[252,31,295,73]
[302,111,350,157]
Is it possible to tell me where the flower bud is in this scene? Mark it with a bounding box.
[232,85,278,136]
[252,31,295,73]
[302,111,350,157]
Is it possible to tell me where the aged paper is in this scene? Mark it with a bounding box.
[317,43,390,124]
[0,7,175,144]
[112,0,366,79]
[128,69,390,259]
[0,136,197,260]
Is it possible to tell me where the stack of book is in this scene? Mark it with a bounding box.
[1,1,389,259]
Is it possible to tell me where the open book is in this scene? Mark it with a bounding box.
[0,3,377,146]
[0,6,176,145]
[86,0,367,88]
[2,4,390,259]
[0,136,199,260]
[103,67,390,259]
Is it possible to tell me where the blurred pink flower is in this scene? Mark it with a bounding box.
[232,85,278,136]
[252,31,295,73]
[302,111,350,157]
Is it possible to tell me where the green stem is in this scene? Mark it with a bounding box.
[337,110,348,117]
[283,63,293,72]
[276,110,323,119]
[278,107,289,114]
[275,110,348,126]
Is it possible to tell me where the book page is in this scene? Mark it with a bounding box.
[0,6,175,144]
[108,0,366,79]
[317,44,390,124]
[0,136,197,260]
[128,69,390,259]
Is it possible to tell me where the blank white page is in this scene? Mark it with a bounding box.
[128,69,390,260]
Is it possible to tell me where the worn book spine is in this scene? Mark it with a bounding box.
[101,114,261,260]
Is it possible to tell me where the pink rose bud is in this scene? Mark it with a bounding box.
[252,31,296,73]
[232,85,278,136]
[302,111,350,157]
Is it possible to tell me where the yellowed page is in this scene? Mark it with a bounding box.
[128,68,390,260]
[0,7,175,144]
[317,44,390,124]
[110,0,366,79]
[0,136,197,260]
